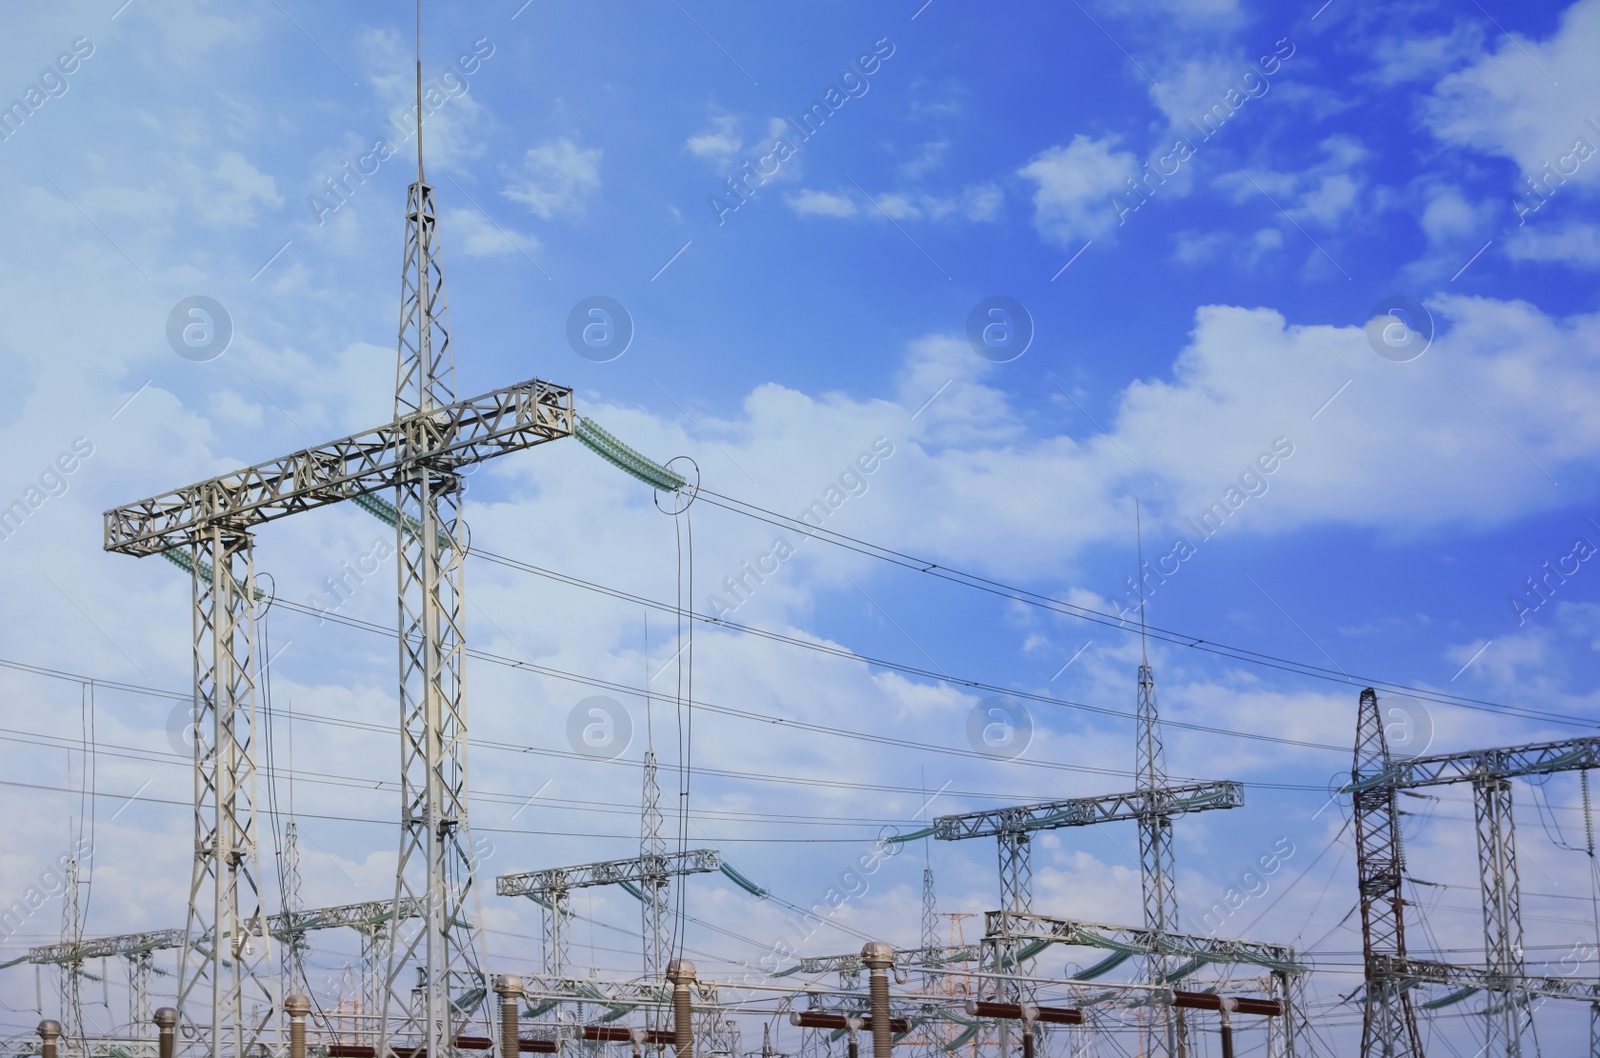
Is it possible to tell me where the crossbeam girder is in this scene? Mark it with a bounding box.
[932,781,1243,842]
[984,911,1300,970]
[1372,955,1600,1002]
[103,378,574,557]
[29,897,427,966]
[1362,735,1600,791]
[496,849,722,898]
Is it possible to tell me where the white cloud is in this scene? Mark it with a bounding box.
[783,184,1002,223]
[784,189,857,218]
[1426,0,1600,190]
[685,113,743,163]
[1507,220,1600,266]
[441,206,540,259]
[898,139,949,180]
[1018,134,1138,247]
[1218,136,1370,230]
[1419,183,1492,246]
[503,137,602,219]
[1367,21,1485,85]
[193,150,281,227]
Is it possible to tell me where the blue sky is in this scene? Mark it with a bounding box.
[2,0,1600,1052]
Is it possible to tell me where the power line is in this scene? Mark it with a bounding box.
[688,488,1591,729]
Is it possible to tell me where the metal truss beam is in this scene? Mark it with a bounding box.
[987,911,1304,1057]
[797,945,983,976]
[1370,955,1600,1001]
[984,911,1300,969]
[496,849,722,898]
[103,380,573,557]
[932,781,1243,842]
[1368,736,1600,791]
[29,898,426,967]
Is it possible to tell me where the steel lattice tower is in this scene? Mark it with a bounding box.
[60,858,83,1056]
[1135,660,1185,1058]
[642,749,669,981]
[1474,776,1524,1057]
[1352,688,1424,1058]
[180,527,274,1058]
[280,820,308,995]
[377,67,486,1055]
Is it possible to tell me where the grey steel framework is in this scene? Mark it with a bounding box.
[1135,661,1183,1058]
[103,379,572,558]
[280,821,307,997]
[932,781,1242,989]
[103,366,573,1057]
[984,911,1306,1057]
[378,163,483,1058]
[496,850,722,976]
[1350,688,1424,1058]
[1344,687,1600,1058]
[59,859,83,1055]
[642,749,670,982]
[28,897,425,1047]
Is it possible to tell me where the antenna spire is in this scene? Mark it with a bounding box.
[415,0,424,185]
[1136,499,1148,663]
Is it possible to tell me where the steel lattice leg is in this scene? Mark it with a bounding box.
[541,890,571,977]
[174,529,274,1058]
[378,176,486,1058]
[1352,689,1424,1058]
[1474,777,1523,1058]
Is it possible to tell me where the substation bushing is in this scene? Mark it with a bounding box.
[860,942,895,1058]
[285,995,311,1058]
[496,975,526,1058]
[667,959,696,1058]
[154,1007,178,1058]
[37,1020,62,1058]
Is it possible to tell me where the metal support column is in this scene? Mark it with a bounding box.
[1136,661,1184,1058]
[1352,688,1423,1058]
[1474,776,1524,1058]
[176,528,274,1058]
[378,161,486,1056]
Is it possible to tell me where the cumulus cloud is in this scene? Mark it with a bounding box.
[503,137,602,219]
[1017,134,1138,247]
[441,206,540,259]
[1426,0,1600,188]
[685,113,743,163]
[785,189,857,218]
